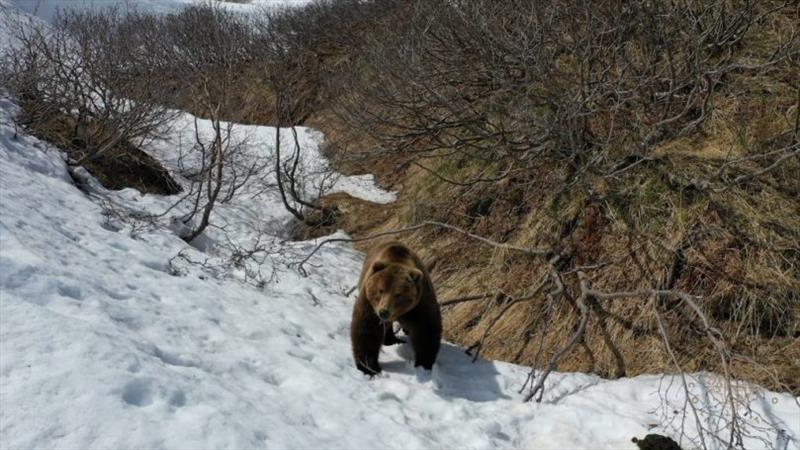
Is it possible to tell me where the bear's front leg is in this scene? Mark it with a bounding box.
[353,325,382,375]
[410,325,441,370]
[383,323,406,345]
[351,299,384,375]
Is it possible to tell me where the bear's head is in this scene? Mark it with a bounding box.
[364,261,423,322]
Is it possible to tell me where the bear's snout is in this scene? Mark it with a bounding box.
[378,308,390,321]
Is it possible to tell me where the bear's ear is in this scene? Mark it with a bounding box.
[372,261,387,273]
[408,268,423,284]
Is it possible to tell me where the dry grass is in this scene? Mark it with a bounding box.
[167,0,800,395]
[402,154,799,393]
[313,60,800,394]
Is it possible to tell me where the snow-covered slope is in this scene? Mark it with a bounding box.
[1,95,798,449]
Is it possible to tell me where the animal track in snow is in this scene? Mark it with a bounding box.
[121,378,154,407]
[260,371,285,386]
[105,288,132,301]
[2,265,36,290]
[153,347,201,369]
[287,349,315,362]
[56,281,82,300]
[126,360,142,374]
[168,390,187,408]
[141,259,167,273]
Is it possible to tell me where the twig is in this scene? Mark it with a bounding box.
[295,220,547,276]
[524,270,590,402]
[652,295,709,450]
[439,292,494,307]
[466,276,549,361]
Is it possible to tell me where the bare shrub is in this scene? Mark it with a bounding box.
[1,7,178,163]
[246,5,364,229]
[295,0,799,447]
[326,0,799,385]
[336,0,797,176]
[147,5,268,241]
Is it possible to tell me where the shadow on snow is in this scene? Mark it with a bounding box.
[382,342,511,403]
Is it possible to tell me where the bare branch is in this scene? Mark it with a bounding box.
[295,220,548,276]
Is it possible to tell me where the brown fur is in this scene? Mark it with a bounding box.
[351,241,442,375]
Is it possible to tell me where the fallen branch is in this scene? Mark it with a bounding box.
[652,295,709,450]
[522,268,724,406]
[524,270,591,402]
[466,276,549,361]
[439,292,494,307]
[295,220,547,276]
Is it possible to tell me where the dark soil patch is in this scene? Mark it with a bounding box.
[289,192,396,242]
[76,142,181,195]
[20,111,181,195]
[289,205,343,241]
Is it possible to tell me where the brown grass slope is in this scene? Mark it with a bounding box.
[310,1,800,394]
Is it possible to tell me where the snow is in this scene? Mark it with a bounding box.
[4,0,314,22]
[88,109,396,257]
[0,4,798,450]
[1,96,798,450]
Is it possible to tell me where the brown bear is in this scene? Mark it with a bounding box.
[351,241,442,375]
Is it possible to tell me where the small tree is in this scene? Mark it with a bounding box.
[149,5,267,241]
[250,8,342,228]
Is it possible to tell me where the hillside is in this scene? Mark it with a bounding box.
[1,1,798,449]
[3,68,798,450]
[304,0,800,397]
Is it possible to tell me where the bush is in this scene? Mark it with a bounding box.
[1,7,181,194]
[319,0,800,400]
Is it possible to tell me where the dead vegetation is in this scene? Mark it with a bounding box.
[140,0,798,411]
[1,3,348,240]
[302,0,800,427]
[0,7,182,195]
